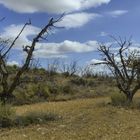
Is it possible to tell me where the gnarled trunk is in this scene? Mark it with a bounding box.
[0,92,15,104]
[125,91,134,104]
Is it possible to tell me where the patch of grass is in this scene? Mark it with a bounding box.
[111,93,128,106]
[128,98,140,109]
[1,98,140,139]
[0,102,60,128]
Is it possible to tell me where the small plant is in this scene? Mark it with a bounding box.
[48,84,61,95]
[111,93,128,106]
[62,85,74,95]
[70,77,87,86]
[0,103,61,128]
[0,103,15,127]
[70,77,96,87]
[35,83,51,99]
[15,111,60,126]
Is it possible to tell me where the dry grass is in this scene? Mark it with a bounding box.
[1,96,140,140]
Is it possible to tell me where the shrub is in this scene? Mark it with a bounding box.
[54,94,73,101]
[70,77,87,86]
[62,85,74,95]
[48,84,61,95]
[0,104,61,127]
[0,86,2,93]
[111,93,128,106]
[35,84,51,99]
[15,111,60,126]
[70,77,96,87]
[0,103,15,127]
[13,83,51,105]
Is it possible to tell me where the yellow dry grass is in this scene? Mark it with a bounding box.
[1,97,140,140]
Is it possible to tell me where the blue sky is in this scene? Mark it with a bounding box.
[0,0,140,68]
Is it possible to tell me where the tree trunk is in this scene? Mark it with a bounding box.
[0,93,7,104]
[126,92,133,104]
[0,92,15,105]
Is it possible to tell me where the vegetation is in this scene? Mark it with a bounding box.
[0,16,63,104]
[0,97,140,139]
[0,102,59,128]
[0,103,15,127]
[0,14,140,140]
[111,93,128,106]
[0,65,117,105]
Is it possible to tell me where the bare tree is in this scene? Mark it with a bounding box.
[60,60,79,77]
[0,16,63,104]
[95,37,140,103]
[80,65,94,78]
[47,59,60,76]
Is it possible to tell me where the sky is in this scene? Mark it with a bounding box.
[0,0,140,69]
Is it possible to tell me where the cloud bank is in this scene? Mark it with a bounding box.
[7,60,19,66]
[1,24,98,58]
[34,40,98,58]
[107,10,128,17]
[56,12,101,29]
[0,0,111,14]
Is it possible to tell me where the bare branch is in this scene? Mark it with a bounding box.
[2,20,31,58]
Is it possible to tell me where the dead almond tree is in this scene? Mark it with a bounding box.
[0,16,63,104]
[95,37,140,103]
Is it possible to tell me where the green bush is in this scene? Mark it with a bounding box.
[0,103,60,127]
[70,77,95,87]
[62,85,74,95]
[70,77,87,86]
[0,86,2,93]
[13,83,51,105]
[48,84,61,95]
[15,111,60,126]
[35,83,51,99]
[0,103,15,127]
[111,93,128,106]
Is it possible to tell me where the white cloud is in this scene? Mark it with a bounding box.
[2,12,97,43]
[100,31,108,37]
[0,0,111,14]
[56,12,101,29]
[89,59,105,64]
[2,23,140,59]
[7,60,19,66]
[107,10,128,17]
[86,59,108,74]
[128,43,140,52]
[1,24,98,58]
[34,40,98,58]
[1,24,40,48]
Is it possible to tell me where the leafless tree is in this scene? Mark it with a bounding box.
[47,59,60,76]
[95,37,140,103]
[0,15,63,104]
[80,65,94,78]
[60,60,79,77]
